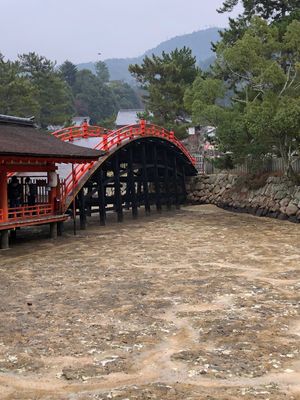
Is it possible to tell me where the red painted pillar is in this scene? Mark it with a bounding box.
[0,169,8,221]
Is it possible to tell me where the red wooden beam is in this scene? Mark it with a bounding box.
[0,156,99,164]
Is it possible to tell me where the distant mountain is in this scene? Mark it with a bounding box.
[77,27,220,83]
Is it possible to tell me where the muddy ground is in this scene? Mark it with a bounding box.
[0,205,299,400]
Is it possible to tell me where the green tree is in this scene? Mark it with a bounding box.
[95,61,110,83]
[59,60,77,88]
[218,0,299,19]
[18,52,74,127]
[216,0,300,45]
[129,47,198,138]
[109,80,141,109]
[73,69,116,124]
[186,18,300,175]
[0,53,38,117]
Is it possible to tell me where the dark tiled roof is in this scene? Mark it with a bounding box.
[0,120,104,161]
[0,114,36,126]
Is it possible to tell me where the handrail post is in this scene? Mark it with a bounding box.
[169,131,175,141]
[82,120,88,138]
[103,134,108,151]
[69,127,73,142]
[140,119,146,135]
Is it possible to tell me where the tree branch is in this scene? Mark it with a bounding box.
[279,62,292,96]
[232,97,247,104]
[287,68,298,90]
[225,61,252,82]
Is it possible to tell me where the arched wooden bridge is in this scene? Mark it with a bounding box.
[52,121,197,227]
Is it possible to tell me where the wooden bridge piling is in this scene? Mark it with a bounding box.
[142,143,151,215]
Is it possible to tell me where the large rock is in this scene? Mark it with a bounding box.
[195,182,205,190]
[285,202,299,216]
[274,190,288,200]
[280,197,290,207]
[213,185,221,194]
[293,189,300,201]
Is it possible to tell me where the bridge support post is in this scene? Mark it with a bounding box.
[0,230,9,250]
[98,169,106,226]
[153,144,161,213]
[114,154,123,223]
[142,143,150,214]
[128,146,138,219]
[181,164,186,203]
[173,155,180,209]
[137,181,142,207]
[50,222,58,239]
[78,189,87,230]
[164,149,171,210]
[57,221,64,236]
[86,186,92,217]
[10,229,17,242]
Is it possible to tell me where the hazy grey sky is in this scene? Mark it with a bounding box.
[1,0,242,64]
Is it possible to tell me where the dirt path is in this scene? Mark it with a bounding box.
[0,205,299,399]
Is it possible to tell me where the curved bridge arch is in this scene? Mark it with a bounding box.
[52,121,197,222]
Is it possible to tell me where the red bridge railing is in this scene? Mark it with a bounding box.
[52,122,111,141]
[0,204,54,225]
[7,204,54,222]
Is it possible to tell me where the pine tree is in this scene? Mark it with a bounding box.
[18,52,74,127]
[216,0,300,45]
[59,60,77,88]
[0,53,38,117]
[129,47,198,138]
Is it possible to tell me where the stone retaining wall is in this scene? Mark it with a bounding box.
[187,174,300,223]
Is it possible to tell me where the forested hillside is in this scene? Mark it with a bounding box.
[77,28,220,82]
